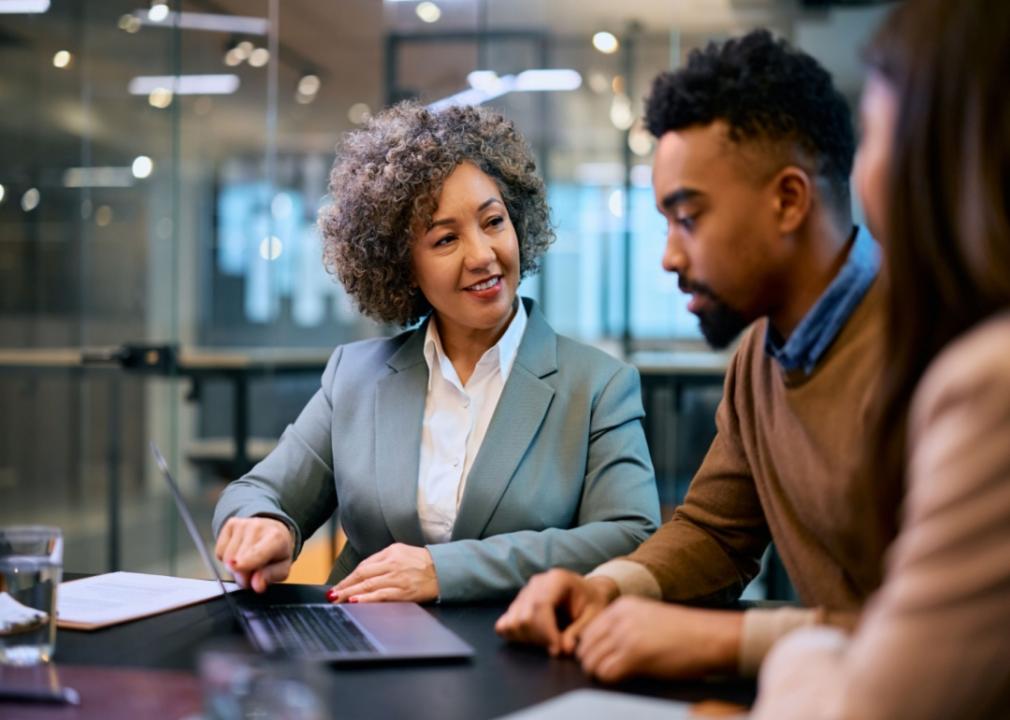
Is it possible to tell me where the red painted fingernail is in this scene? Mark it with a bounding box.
[326,588,337,601]
[349,597,358,604]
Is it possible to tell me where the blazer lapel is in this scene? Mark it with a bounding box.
[452,299,558,540]
[374,325,428,547]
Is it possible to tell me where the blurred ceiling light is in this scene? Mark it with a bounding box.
[148,88,173,108]
[94,205,113,227]
[248,47,270,67]
[118,13,141,32]
[0,184,5,204]
[588,72,609,94]
[611,75,625,94]
[592,31,619,54]
[628,123,654,156]
[608,189,624,218]
[271,193,293,220]
[432,69,582,111]
[52,50,71,68]
[63,167,135,188]
[515,69,582,92]
[131,155,154,179]
[147,2,169,23]
[348,102,371,124]
[130,74,240,95]
[236,40,254,56]
[0,0,50,13]
[133,10,268,34]
[259,235,283,261]
[610,94,634,130]
[467,71,504,94]
[295,91,315,105]
[21,188,40,212]
[224,47,244,66]
[416,1,441,23]
[297,73,320,96]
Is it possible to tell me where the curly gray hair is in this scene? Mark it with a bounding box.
[319,102,554,326]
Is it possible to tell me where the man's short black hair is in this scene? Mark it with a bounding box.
[645,29,855,215]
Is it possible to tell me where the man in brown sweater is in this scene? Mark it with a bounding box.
[496,30,885,680]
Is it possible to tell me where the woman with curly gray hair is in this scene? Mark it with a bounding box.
[213,102,659,604]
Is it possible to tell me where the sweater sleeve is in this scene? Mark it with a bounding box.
[752,321,1010,719]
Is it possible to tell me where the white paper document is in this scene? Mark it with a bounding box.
[57,571,238,630]
[496,689,749,720]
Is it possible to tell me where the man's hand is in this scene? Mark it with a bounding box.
[214,516,294,594]
[327,543,439,603]
[495,569,619,656]
[576,597,743,682]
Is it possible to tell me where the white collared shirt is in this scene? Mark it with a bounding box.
[417,300,528,545]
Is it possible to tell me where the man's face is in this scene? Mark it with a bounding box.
[652,122,787,348]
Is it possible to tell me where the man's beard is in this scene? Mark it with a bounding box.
[682,280,750,349]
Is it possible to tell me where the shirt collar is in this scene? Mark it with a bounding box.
[765,226,880,375]
[423,298,528,389]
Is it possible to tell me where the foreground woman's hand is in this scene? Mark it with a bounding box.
[327,543,439,603]
[214,516,294,594]
[576,597,743,683]
[495,569,619,656]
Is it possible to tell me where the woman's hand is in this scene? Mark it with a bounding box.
[214,516,294,594]
[327,543,439,603]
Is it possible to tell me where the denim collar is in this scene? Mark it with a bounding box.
[765,226,879,374]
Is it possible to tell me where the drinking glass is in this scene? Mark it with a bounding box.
[0,526,63,665]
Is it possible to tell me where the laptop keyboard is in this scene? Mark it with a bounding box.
[252,604,379,655]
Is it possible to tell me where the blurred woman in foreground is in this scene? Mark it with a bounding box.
[754,1,1010,717]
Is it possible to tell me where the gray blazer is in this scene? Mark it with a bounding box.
[213,298,659,601]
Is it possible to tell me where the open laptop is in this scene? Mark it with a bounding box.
[151,442,474,663]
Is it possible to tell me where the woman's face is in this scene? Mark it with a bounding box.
[411,161,520,342]
[854,71,899,244]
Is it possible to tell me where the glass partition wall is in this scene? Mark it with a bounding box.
[0,0,891,579]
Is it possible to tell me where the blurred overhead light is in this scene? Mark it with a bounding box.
[610,94,634,130]
[259,236,283,261]
[297,73,320,96]
[433,69,582,111]
[52,50,71,68]
[628,123,654,156]
[593,31,619,54]
[21,188,40,212]
[224,48,243,66]
[148,88,173,108]
[608,189,624,218]
[147,2,169,23]
[130,74,240,95]
[347,102,371,124]
[0,184,5,204]
[133,9,269,34]
[0,0,50,13]
[94,205,114,227]
[131,155,153,179]
[515,69,582,92]
[467,71,505,94]
[118,13,141,32]
[248,47,270,67]
[63,167,135,188]
[588,72,609,94]
[416,1,441,23]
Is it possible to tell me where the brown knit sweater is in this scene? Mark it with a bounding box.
[592,275,886,673]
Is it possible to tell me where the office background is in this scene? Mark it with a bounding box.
[0,0,890,588]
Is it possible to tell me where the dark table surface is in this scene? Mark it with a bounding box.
[45,582,756,719]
